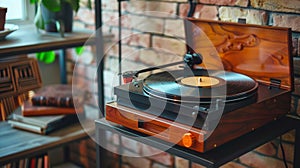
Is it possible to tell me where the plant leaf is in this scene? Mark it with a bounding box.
[34,4,45,30]
[75,46,85,56]
[30,0,39,4]
[36,51,56,64]
[87,0,92,10]
[42,0,61,12]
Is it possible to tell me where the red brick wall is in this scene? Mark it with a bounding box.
[69,0,300,167]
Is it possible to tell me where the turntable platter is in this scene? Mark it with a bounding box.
[142,69,258,103]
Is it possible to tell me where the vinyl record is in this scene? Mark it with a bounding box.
[142,69,258,103]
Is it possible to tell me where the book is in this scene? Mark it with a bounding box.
[8,107,79,134]
[30,84,83,108]
[21,101,83,116]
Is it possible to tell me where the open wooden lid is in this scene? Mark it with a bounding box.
[185,18,293,90]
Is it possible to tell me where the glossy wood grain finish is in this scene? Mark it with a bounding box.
[0,119,94,166]
[106,90,290,152]
[106,102,207,152]
[185,19,293,90]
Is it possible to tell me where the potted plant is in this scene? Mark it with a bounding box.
[0,7,7,31]
[30,0,91,34]
[29,0,90,63]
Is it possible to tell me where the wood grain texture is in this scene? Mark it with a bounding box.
[185,19,293,89]
[0,119,94,166]
[106,90,290,153]
[106,102,206,152]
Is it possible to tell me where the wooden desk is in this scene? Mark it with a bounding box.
[0,119,94,166]
[95,115,300,168]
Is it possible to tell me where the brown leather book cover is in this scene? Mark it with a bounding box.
[30,84,84,108]
[22,101,83,116]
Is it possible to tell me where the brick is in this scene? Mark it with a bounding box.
[121,136,143,154]
[126,1,177,18]
[73,21,86,29]
[104,85,115,102]
[76,50,95,65]
[139,49,164,66]
[102,0,118,10]
[121,45,140,62]
[277,142,294,162]
[122,59,146,73]
[67,49,76,61]
[298,38,300,56]
[129,15,164,34]
[66,61,75,73]
[109,27,131,44]
[292,38,298,56]
[156,0,186,2]
[175,157,189,168]
[193,5,218,20]
[272,13,300,32]
[67,75,73,84]
[220,162,248,168]
[102,11,119,27]
[152,36,186,56]
[200,0,249,7]
[76,8,95,25]
[179,4,218,20]
[83,104,99,119]
[290,96,298,114]
[103,69,118,89]
[192,163,206,168]
[85,24,96,30]
[281,130,295,143]
[251,0,300,14]
[219,7,268,25]
[122,164,131,168]
[152,163,169,168]
[127,33,151,48]
[121,15,134,29]
[293,57,300,77]
[104,55,118,72]
[254,142,277,156]
[122,155,152,168]
[239,151,290,168]
[105,46,142,71]
[139,48,183,67]
[85,65,97,80]
[141,144,174,166]
[123,1,146,13]
[165,19,186,38]
[105,132,120,145]
[73,63,86,77]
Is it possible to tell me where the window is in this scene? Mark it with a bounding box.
[0,0,35,23]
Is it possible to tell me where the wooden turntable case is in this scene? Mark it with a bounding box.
[106,19,293,152]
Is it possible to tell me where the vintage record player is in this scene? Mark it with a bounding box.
[105,19,293,152]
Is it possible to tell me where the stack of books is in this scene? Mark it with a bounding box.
[7,84,84,135]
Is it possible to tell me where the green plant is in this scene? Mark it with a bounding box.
[30,0,91,30]
[29,0,91,63]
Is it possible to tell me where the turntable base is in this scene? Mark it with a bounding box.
[106,84,291,152]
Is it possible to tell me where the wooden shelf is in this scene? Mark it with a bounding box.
[0,119,95,166]
[0,24,96,58]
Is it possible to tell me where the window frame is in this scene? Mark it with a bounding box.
[5,0,35,25]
